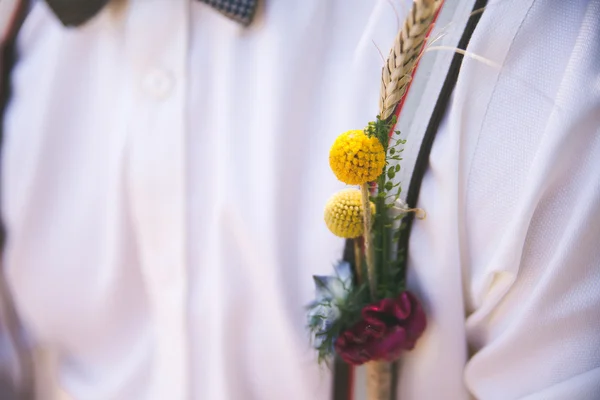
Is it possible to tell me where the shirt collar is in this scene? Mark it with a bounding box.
[44,0,258,27]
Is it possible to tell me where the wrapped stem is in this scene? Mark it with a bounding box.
[366,361,393,400]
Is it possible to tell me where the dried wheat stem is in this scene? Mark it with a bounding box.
[360,183,376,299]
[379,0,442,120]
[354,239,363,283]
[425,45,501,68]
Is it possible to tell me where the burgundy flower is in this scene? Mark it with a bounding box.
[334,291,426,365]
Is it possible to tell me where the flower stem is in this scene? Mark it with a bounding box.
[360,183,376,300]
[353,239,363,284]
[376,168,390,286]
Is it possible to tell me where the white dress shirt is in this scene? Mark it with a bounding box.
[2,0,599,399]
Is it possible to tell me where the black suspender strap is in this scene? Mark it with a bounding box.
[397,0,489,296]
[391,1,488,400]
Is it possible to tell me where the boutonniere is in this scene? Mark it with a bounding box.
[307,0,443,398]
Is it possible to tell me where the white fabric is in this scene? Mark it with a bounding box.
[2,0,599,400]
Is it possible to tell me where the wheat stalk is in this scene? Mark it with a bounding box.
[379,0,442,120]
[365,1,442,399]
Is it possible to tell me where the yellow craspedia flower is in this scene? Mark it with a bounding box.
[329,130,386,185]
[324,189,375,238]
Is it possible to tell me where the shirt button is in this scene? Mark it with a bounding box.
[142,68,174,99]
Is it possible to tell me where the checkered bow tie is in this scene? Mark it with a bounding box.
[45,0,258,27]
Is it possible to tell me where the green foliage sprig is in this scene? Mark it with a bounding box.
[365,116,408,299]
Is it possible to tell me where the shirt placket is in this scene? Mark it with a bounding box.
[125,0,190,398]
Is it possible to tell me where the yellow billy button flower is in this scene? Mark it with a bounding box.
[329,130,386,185]
[324,189,376,239]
